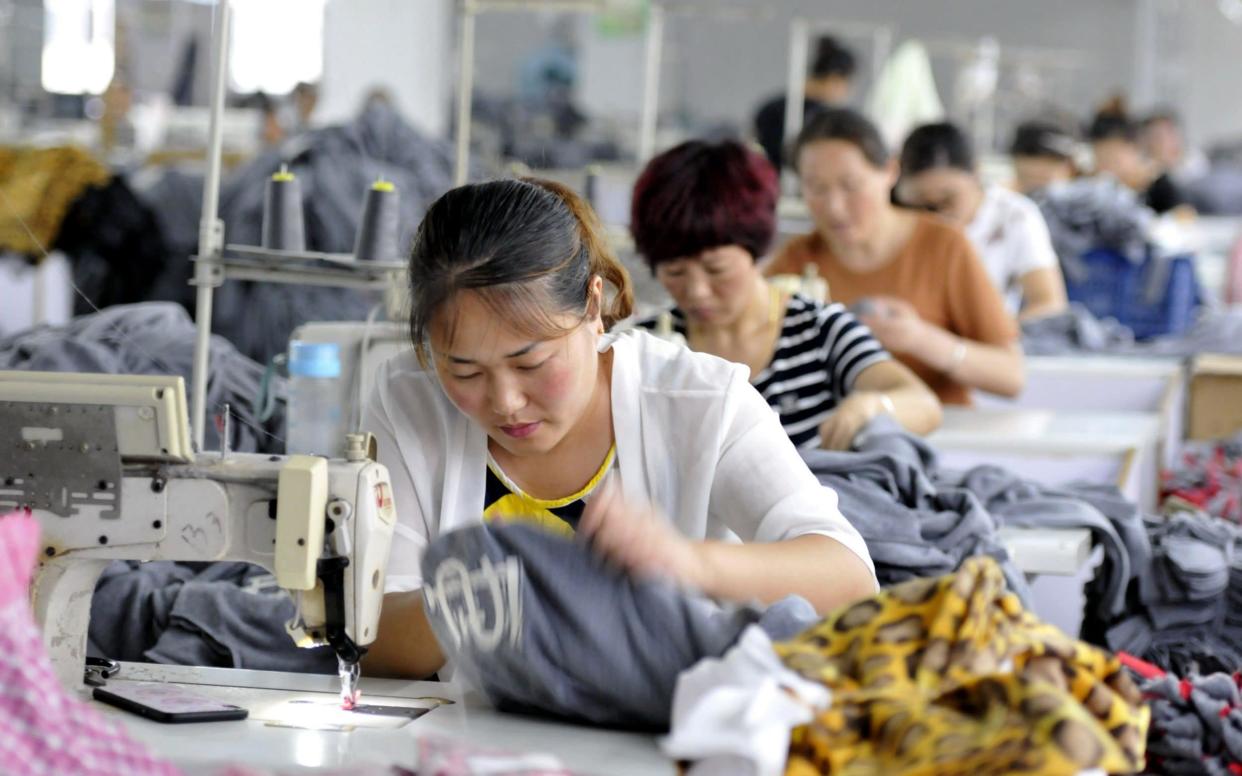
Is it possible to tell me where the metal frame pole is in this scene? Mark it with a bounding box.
[783,17,809,192]
[453,0,477,187]
[191,0,231,451]
[637,2,665,163]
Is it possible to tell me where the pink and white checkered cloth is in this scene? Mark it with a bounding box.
[0,511,184,776]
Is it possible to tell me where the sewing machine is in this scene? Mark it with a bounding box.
[0,371,396,691]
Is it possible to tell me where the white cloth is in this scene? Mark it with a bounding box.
[365,328,876,593]
[965,185,1059,313]
[866,40,944,149]
[662,625,831,776]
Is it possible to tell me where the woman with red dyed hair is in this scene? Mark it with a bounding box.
[631,139,940,450]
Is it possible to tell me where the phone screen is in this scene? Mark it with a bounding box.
[93,683,249,724]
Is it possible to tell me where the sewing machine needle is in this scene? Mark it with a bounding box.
[339,656,360,710]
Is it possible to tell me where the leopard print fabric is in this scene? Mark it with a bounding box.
[777,556,1149,775]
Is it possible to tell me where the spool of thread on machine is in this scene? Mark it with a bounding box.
[262,165,306,252]
[353,178,400,262]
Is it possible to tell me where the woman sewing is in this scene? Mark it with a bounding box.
[362,177,876,679]
[629,138,941,450]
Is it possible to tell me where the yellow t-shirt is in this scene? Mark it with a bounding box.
[482,446,616,537]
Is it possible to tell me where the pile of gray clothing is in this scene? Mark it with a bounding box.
[88,561,336,674]
[420,523,818,730]
[1143,671,1242,775]
[804,416,1155,632]
[0,302,282,453]
[799,420,1031,598]
[1021,303,1242,357]
[130,101,469,366]
[1107,513,1242,676]
[1026,176,1155,282]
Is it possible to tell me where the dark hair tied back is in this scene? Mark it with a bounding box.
[406,177,634,364]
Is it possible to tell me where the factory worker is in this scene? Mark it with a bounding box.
[896,121,1068,320]
[766,108,1025,406]
[629,138,941,450]
[362,177,876,679]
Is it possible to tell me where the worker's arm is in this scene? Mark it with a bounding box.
[1017,266,1068,321]
[580,485,874,615]
[817,360,942,449]
[860,297,1025,399]
[361,591,444,679]
[917,325,1025,398]
[692,534,876,613]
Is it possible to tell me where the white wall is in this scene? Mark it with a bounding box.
[1182,0,1242,149]
[320,0,452,136]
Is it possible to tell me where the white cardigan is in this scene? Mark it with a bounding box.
[365,328,875,594]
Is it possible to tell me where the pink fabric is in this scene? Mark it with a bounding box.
[0,511,184,776]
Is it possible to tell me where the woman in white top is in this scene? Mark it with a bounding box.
[896,122,1068,320]
[362,177,876,679]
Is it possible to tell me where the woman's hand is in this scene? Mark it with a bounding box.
[579,480,705,587]
[818,392,884,450]
[858,296,928,354]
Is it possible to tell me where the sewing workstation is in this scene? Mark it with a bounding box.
[5,1,1242,775]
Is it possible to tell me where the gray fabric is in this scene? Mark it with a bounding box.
[799,416,1031,601]
[209,102,465,366]
[1143,671,1242,774]
[88,561,336,673]
[1021,304,1242,357]
[1026,176,1154,283]
[946,466,1152,621]
[1107,513,1242,676]
[0,301,283,453]
[420,523,817,730]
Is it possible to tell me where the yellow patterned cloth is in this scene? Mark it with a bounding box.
[0,146,110,258]
[777,556,1148,775]
[482,445,616,536]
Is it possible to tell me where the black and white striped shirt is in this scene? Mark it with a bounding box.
[636,294,890,449]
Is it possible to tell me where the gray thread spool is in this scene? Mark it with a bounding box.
[353,178,400,262]
[261,165,306,252]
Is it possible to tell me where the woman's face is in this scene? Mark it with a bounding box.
[897,167,981,227]
[1012,155,1073,194]
[799,139,897,248]
[430,285,603,458]
[654,245,757,327]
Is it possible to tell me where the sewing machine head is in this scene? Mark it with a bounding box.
[0,371,396,688]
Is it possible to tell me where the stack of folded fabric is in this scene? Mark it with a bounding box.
[1107,513,1242,675]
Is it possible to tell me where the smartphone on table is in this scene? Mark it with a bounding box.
[93,683,249,724]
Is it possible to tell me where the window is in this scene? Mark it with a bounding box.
[41,0,116,95]
[229,0,325,95]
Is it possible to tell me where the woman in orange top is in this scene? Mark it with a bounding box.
[767,107,1024,405]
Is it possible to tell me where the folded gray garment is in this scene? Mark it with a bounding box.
[420,523,817,730]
